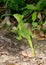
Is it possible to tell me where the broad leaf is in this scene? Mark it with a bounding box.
[32,22,38,27]
[24,4,36,10]
[32,12,37,21]
[36,0,46,10]
[22,10,30,16]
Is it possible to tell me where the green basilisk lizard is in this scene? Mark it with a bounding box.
[13,14,35,57]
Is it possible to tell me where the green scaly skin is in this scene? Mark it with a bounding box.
[13,14,35,56]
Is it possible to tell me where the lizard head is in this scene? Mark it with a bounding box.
[13,14,24,22]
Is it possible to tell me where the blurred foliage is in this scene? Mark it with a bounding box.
[0,0,46,34]
[0,0,25,11]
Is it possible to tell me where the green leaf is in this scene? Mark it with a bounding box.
[0,0,3,3]
[9,3,18,11]
[22,10,30,16]
[32,12,37,21]
[3,0,25,11]
[32,22,38,27]
[25,4,36,10]
[36,0,46,10]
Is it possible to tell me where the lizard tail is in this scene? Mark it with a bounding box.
[28,39,36,57]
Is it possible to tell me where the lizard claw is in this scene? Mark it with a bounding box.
[16,36,22,40]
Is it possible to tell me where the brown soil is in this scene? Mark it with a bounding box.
[0,30,46,65]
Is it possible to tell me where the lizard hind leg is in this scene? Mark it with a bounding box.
[16,36,22,40]
[28,39,36,57]
[16,32,22,40]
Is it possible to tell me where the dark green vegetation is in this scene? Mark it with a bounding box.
[0,0,46,56]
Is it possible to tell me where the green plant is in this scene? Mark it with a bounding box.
[32,12,37,22]
[22,0,46,28]
[0,0,25,11]
[32,22,38,28]
[0,0,3,2]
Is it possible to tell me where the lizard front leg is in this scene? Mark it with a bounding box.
[16,30,22,40]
